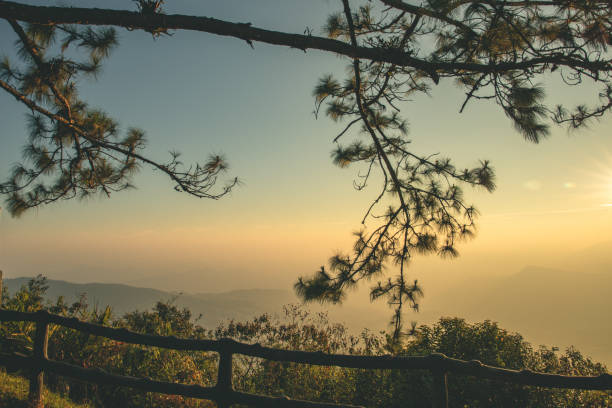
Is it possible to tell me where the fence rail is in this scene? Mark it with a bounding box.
[1,309,611,408]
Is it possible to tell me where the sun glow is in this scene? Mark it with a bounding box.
[579,151,612,206]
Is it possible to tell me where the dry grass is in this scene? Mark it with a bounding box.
[0,368,90,408]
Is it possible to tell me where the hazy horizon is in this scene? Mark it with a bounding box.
[5,245,612,366]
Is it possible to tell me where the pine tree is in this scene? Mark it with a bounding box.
[1,0,611,336]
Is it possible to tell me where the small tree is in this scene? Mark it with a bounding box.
[1,0,611,333]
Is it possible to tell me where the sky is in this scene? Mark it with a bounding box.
[1,0,611,303]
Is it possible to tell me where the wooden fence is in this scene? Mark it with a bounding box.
[1,309,611,408]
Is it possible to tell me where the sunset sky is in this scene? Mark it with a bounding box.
[1,0,611,300]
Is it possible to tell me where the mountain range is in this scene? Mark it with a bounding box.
[4,260,611,366]
[3,278,296,328]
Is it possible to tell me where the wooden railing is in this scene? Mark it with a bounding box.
[1,309,612,408]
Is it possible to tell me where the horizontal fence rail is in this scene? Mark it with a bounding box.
[0,353,361,408]
[1,309,612,408]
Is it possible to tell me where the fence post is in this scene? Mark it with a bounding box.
[432,369,449,408]
[29,310,49,408]
[216,340,234,408]
[429,353,448,408]
[0,270,3,307]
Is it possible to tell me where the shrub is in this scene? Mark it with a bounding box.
[1,276,610,407]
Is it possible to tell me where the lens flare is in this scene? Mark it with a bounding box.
[580,151,612,206]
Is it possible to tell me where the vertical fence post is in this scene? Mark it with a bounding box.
[0,270,3,307]
[432,369,449,408]
[216,339,234,408]
[430,353,449,408]
[29,310,49,408]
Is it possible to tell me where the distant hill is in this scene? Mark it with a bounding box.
[557,240,612,275]
[5,265,612,366]
[3,278,296,328]
[3,277,395,333]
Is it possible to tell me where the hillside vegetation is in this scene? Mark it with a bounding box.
[1,276,611,407]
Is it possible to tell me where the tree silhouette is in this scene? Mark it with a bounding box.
[1,0,611,336]
[0,16,238,216]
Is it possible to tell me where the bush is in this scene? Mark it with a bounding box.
[1,276,610,407]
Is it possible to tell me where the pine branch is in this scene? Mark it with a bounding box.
[0,1,609,77]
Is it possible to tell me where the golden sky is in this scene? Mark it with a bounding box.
[0,0,611,296]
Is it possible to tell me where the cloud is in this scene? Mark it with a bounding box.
[523,180,542,191]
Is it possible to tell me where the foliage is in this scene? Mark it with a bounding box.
[1,277,610,407]
[212,305,363,403]
[296,0,612,336]
[397,318,611,407]
[1,276,216,407]
[0,17,237,216]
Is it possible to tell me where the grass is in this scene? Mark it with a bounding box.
[0,368,90,408]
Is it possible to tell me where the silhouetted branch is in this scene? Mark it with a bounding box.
[0,1,609,76]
